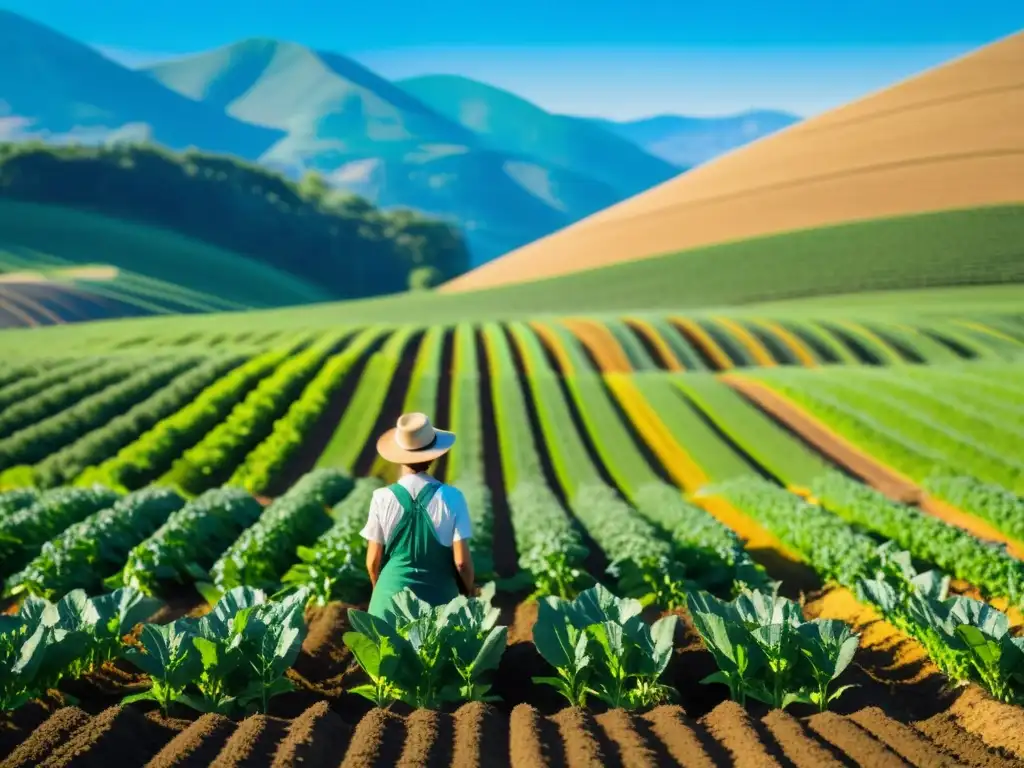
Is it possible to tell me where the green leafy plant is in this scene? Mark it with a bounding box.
[0,486,121,579]
[532,584,678,709]
[6,487,185,599]
[0,586,160,711]
[856,544,1024,702]
[343,583,508,709]
[114,487,264,596]
[123,587,310,716]
[687,588,859,712]
[280,477,382,606]
[209,469,353,595]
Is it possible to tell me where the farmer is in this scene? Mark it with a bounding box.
[361,412,475,617]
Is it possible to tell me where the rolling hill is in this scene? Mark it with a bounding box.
[442,30,1024,293]
[0,10,280,158]
[397,74,680,195]
[590,110,801,167]
[143,42,677,265]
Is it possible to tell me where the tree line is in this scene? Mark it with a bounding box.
[0,142,469,297]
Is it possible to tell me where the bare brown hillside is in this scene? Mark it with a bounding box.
[442,31,1024,293]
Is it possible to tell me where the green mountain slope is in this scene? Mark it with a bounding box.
[143,41,677,264]
[0,10,281,158]
[397,74,680,195]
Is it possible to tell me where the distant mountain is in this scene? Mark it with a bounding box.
[0,10,280,158]
[143,42,677,264]
[0,9,790,270]
[397,74,680,196]
[590,110,801,167]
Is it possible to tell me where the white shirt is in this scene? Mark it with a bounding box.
[360,473,472,548]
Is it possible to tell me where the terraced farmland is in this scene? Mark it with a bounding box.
[1,308,1024,767]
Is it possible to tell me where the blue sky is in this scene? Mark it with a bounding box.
[6,1,1023,118]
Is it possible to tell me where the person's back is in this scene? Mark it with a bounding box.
[362,413,475,617]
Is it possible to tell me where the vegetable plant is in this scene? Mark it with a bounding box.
[532,584,677,709]
[687,588,859,712]
[0,586,161,711]
[280,477,382,605]
[209,468,352,595]
[123,586,310,715]
[0,486,121,579]
[114,487,263,596]
[6,487,185,600]
[343,583,508,709]
[856,543,1024,702]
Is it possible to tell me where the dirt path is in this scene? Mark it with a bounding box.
[722,375,1024,559]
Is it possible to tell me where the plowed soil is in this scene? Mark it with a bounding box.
[3,603,1022,768]
[4,531,1024,766]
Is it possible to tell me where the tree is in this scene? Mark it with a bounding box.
[408,266,443,291]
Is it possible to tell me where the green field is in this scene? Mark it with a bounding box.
[0,199,333,310]
[2,202,1024,765]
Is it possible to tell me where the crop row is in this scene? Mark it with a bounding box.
[0,354,246,489]
[444,324,495,580]
[161,331,350,495]
[0,357,105,413]
[74,345,299,491]
[228,327,387,495]
[672,374,1024,602]
[481,323,590,597]
[706,477,1024,703]
[743,366,1024,512]
[0,355,199,473]
[0,357,142,437]
[517,325,766,595]
[315,327,417,472]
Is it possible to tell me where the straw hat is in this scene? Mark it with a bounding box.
[376,412,456,465]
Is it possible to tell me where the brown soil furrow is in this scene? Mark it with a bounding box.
[699,701,785,767]
[452,702,511,768]
[760,710,845,767]
[848,707,960,767]
[271,702,352,768]
[339,709,406,768]
[594,709,659,768]
[724,375,1024,560]
[509,704,561,768]
[805,712,905,768]
[1,707,91,768]
[550,708,609,768]
[146,713,236,768]
[508,599,538,645]
[40,706,176,767]
[948,687,1024,761]
[803,586,943,700]
[209,715,289,768]
[395,709,452,768]
[294,602,353,691]
[914,712,1024,768]
[641,706,718,767]
[721,375,919,501]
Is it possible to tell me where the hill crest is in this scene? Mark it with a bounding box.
[441,30,1024,293]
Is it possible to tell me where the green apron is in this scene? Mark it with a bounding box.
[367,481,460,618]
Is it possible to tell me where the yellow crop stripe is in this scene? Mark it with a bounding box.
[528,321,576,375]
[670,317,733,370]
[625,318,684,371]
[751,319,817,367]
[954,320,1022,345]
[713,317,776,367]
[561,318,632,373]
[604,374,708,491]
